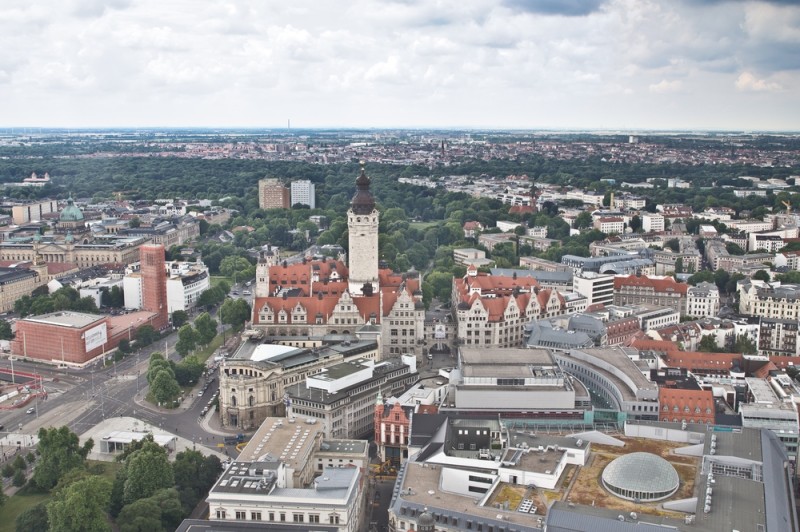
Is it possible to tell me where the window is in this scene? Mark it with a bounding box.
[216,510,226,519]
[330,514,340,524]
[309,514,320,523]
[280,513,286,522]
[269,512,274,521]
[293,514,304,523]
[251,512,262,521]
[235,511,246,520]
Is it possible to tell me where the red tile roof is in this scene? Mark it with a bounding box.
[614,275,689,295]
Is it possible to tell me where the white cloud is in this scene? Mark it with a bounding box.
[735,71,783,92]
[649,79,683,93]
[0,0,797,129]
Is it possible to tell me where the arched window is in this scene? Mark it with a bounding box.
[249,396,255,407]
[231,396,238,407]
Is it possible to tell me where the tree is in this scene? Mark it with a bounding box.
[726,242,745,255]
[118,339,132,354]
[47,476,112,532]
[175,324,198,357]
[219,298,251,329]
[573,211,593,230]
[123,441,174,504]
[13,469,26,487]
[173,450,222,512]
[174,356,204,387]
[118,488,184,532]
[674,257,684,274]
[136,325,158,347]
[2,464,13,478]
[776,270,800,284]
[13,454,27,471]
[34,426,93,491]
[629,215,642,233]
[16,501,49,532]
[714,269,730,293]
[150,370,181,405]
[193,312,218,345]
[117,497,164,532]
[147,355,173,385]
[171,310,189,329]
[733,334,757,355]
[0,319,13,340]
[753,269,771,282]
[688,270,715,285]
[698,335,719,352]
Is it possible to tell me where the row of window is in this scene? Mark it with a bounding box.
[218,510,332,524]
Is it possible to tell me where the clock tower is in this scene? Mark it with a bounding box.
[348,162,379,296]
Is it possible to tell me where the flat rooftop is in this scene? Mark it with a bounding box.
[24,311,105,328]
[237,417,323,469]
[397,462,544,529]
[319,439,367,455]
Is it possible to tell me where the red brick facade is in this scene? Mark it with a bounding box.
[141,244,169,330]
[13,315,111,364]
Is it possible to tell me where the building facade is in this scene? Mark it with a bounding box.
[258,178,290,210]
[347,165,379,296]
[613,275,688,315]
[290,180,316,209]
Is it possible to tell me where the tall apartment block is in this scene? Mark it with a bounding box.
[258,178,290,210]
[290,180,316,209]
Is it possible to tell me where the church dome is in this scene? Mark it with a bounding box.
[60,197,84,222]
[350,163,376,215]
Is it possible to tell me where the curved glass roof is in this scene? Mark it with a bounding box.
[601,452,679,494]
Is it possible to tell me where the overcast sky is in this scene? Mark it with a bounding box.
[1,0,798,130]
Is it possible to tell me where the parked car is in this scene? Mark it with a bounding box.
[26,407,35,414]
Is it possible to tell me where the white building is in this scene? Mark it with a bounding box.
[641,213,665,233]
[741,377,799,461]
[594,217,625,234]
[123,260,210,313]
[686,282,720,318]
[572,272,615,307]
[166,261,211,313]
[739,280,800,320]
[290,180,316,209]
[207,464,362,531]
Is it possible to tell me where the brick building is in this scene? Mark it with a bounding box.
[11,310,157,366]
[374,391,412,464]
[258,178,290,209]
[140,244,169,330]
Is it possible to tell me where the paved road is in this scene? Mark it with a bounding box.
[0,322,236,454]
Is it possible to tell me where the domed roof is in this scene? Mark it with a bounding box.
[601,452,679,502]
[60,196,84,222]
[350,162,376,215]
[418,511,435,526]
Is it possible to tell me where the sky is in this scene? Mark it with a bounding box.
[1,0,798,131]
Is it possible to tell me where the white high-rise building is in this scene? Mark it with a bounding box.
[347,164,379,296]
[290,180,316,209]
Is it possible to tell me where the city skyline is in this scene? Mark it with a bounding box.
[1,0,798,131]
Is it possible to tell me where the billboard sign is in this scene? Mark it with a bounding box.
[84,323,108,352]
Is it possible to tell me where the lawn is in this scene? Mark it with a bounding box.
[210,275,232,288]
[0,461,121,532]
[0,492,49,532]
[410,221,438,230]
